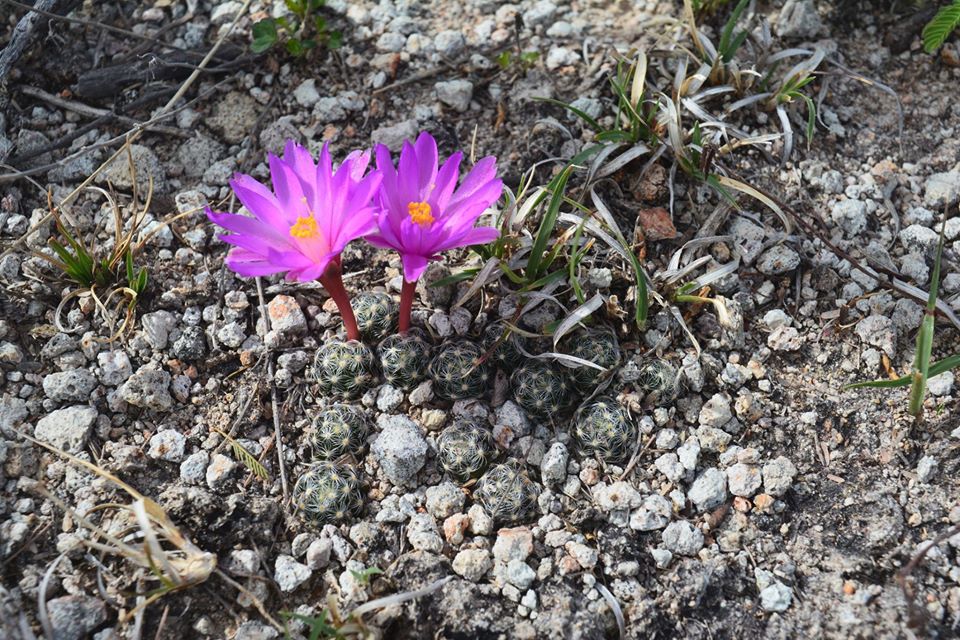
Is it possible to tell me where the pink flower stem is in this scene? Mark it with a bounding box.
[399,279,416,334]
[319,262,361,342]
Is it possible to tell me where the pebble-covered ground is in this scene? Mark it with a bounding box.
[2,1,960,639]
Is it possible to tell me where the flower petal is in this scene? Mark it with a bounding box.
[414,131,438,198]
[401,253,430,283]
[432,151,462,211]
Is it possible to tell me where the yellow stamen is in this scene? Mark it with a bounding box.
[408,201,434,227]
[290,214,320,239]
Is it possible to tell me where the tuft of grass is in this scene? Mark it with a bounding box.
[251,0,342,56]
[922,0,960,53]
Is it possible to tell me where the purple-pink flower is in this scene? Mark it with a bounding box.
[367,132,503,283]
[206,141,381,282]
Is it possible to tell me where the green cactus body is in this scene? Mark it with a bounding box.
[510,360,575,417]
[475,461,539,524]
[481,321,525,369]
[293,460,363,524]
[378,332,431,390]
[353,292,399,343]
[308,404,369,459]
[638,360,679,405]
[428,341,491,400]
[314,340,378,399]
[437,418,496,482]
[567,330,621,389]
[573,397,637,464]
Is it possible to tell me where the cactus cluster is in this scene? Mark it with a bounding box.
[314,340,378,399]
[353,292,399,343]
[378,331,431,390]
[573,397,637,464]
[638,360,679,405]
[481,321,525,370]
[566,330,621,389]
[475,461,540,524]
[436,418,496,483]
[428,341,491,400]
[292,460,364,524]
[307,404,369,460]
[510,360,575,417]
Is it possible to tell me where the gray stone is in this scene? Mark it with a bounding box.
[371,119,419,151]
[376,32,406,52]
[540,442,568,486]
[142,310,177,350]
[767,325,802,352]
[757,569,793,612]
[96,144,167,193]
[45,595,108,640]
[830,199,867,236]
[655,452,685,482]
[567,97,602,121]
[209,91,259,145]
[0,394,28,435]
[650,548,673,568]
[916,455,938,483]
[171,326,207,360]
[688,467,728,511]
[593,481,643,512]
[727,463,762,497]
[762,456,798,497]
[729,218,766,264]
[661,520,704,556]
[855,315,897,358]
[306,538,333,569]
[523,0,557,25]
[434,30,466,57]
[148,430,187,462]
[176,135,225,178]
[629,494,672,531]
[180,450,209,484]
[234,621,278,640]
[757,245,801,275]
[699,393,732,428]
[267,295,307,337]
[900,224,940,256]
[676,437,701,470]
[371,415,428,485]
[274,554,312,592]
[118,365,173,411]
[43,369,96,402]
[776,0,822,38]
[923,171,960,208]
[655,428,679,450]
[293,79,321,107]
[97,350,132,386]
[407,513,443,553]
[34,406,97,454]
[425,481,466,519]
[206,452,237,492]
[695,426,731,453]
[927,371,955,396]
[376,385,404,412]
[504,559,536,589]
[211,1,243,24]
[435,79,474,112]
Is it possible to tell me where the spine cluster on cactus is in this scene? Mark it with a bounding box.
[436,418,496,482]
[475,461,539,524]
[510,360,575,417]
[308,404,369,460]
[638,360,679,405]
[314,340,378,399]
[353,292,399,343]
[566,330,621,388]
[293,460,364,524]
[573,397,637,464]
[428,341,491,400]
[378,331,432,390]
[481,321,525,369]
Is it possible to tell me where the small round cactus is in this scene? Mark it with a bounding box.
[428,341,491,400]
[475,461,539,524]
[314,340,377,399]
[353,292,399,343]
[480,321,525,370]
[292,461,364,524]
[573,397,637,464]
[378,332,431,390]
[566,330,621,389]
[437,418,496,483]
[638,360,679,405]
[510,360,575,418]
[307,404,369,460]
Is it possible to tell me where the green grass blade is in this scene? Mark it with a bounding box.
[908,215,947,415]
[526,166,572,282]
[532,97,602,132]
[844,354,960,391]
[719,0,750,61]
[922,0,960,53]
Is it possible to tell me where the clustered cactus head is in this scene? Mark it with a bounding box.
[436,418,496,483]
[475,461,540,524]
[566,330,621,389]
[573,397,637,464]
[638,360,679,405]
[481,321,525,370]
[293,460,364,524]
[378,331,431,390]
[428,341,491,400]
[353,292,399,343]
[510,360,575,418]
[314,339,378,399]
[308,404,369,460]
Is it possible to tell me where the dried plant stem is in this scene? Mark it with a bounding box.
[399,278,416,334]
[319,262,361,341]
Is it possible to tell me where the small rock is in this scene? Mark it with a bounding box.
[118,365,173,411]
[407,513,444,553]
[443,513,470,545]
[435,79,474,112]
[34,406,97,454]
[453,549,492,581]
[661,520,704,556]
[306,538,333,569]
[493,527,533,563]
[376,385,404,413]
[757,245,801,275]
[927,371,955,396]
[206,452,237,492]
[371,415,428,485]
[97,351,132,386]
[141,310,176,349]
[565,541,598,569]
[593,481,643,512]
[468,504,494,535]
[148,430,187,462]
[726,463,762,497]
[504,559,536,589]
[45,595,108,640]
[776,0,823,38]
[699,393,732,428]
[767,326,802,352]
[180,451,209,484]
[425,482,466,519]
[916,456,938,483]
[923,171,960,208]
[830,199,867,236]
[762,456,798,497]
[676,437,700,470]
[855,315,897,358]
[655,453,685,482]
[371,119,419,151]
[274,554,312,592]
[629,494,672,531]
[293,79,320,107]
[688,467,728,511]
[434,30,466,57]
[650,548,673,568]
[267,295,307,338]
[540,442,569,486]
[695,426,731,453]
[43,369,97,402]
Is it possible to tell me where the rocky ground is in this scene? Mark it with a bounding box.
[1,0,960,639]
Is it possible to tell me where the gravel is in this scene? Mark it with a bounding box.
[274,554,312,592]
[42,369,97,402]
[661,520,704,556]
[45,595,108,640]
[33,406,97,454]
[762,456,798,497]
[117,365,174,411]
[148,429,187,462]
[540,441,569,486]
[371,415,428,485]
[425,481,466,519]
[453,548,492,581]
[687,467,728,511]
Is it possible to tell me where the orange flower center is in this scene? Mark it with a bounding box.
[407,201,434,227]
[290,213,320,239]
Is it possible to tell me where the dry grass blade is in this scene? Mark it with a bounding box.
[596,582,626,640]
[213,428,269,481]
[553,293,604,346]
[714,175,793,232]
